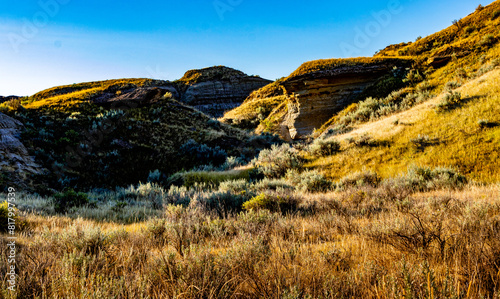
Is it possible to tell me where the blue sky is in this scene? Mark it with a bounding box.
[0,0,487,96]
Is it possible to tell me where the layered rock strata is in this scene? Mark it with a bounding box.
[280,62,406,139]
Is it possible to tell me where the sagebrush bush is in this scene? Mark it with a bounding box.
[309,138,341,157]
[337,170,381,189]
[479,34,496,48]
[178,139,227,170]
[416,81,432,93]
[336,89,431,129]
[53,189,91,213]
[0,201,11,232]
[477,119,494,128]
[147,169,162,183]
[242,192,300,214]
[287,170,333,193]
[402,166,467,191]
[164,185,196,206]
[492,9,500,20]
[193,191,249,217]
[436,91,462,111]
[252,144,303,179]
[60,224,109,256]
[218,179,249,193]
[252,177,294,191]
[444,80,462,90]
[166,169,250,189]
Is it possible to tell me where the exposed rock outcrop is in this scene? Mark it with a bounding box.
[278,59,410,139]
[178,66,272,117]
[93,86,179,107]
[0,112,42,184]
[27,67,270,118]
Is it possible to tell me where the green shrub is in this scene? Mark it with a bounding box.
[53,189,91,213]
[309,138,341,157]
[403,69,424,84]
[242,193,273,211]
[178,139,227,170]
[477,119,495,128]
[436,91,462,111]
[491,10,500,20]
[463,25,476,36]
[337,171,381,190]
[218,179,250,193]
[402,166,467,191]
[195,191,249,217]
[287,170,333,193]
[416,81,432,93]
[168,169,251,189]
[252,144,303,179]
[479,34,496,48]
[242,192,300,214]
[253,178,294,191]
[0,201,11,232]
[444,81,461,91]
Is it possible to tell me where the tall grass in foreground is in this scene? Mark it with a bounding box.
[1,179,499,298]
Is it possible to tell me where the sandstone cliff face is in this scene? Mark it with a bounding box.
[0,113,41,183]
[178,66,272,117]
[279,61,407,140]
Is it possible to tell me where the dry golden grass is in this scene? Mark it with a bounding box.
[1,183,499,298]
[376,0,500,58]
[23,78,168,110]
[310,67,500,183]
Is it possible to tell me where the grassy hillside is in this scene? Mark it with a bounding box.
[287,57,412,79]
[309,67,500,183]
[221,79,286,129]
[376,0,500,90]
[303,1,500,184]
[23,78,171,110]
[376,2,500,59]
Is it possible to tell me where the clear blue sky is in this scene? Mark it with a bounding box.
[0,0,488,96]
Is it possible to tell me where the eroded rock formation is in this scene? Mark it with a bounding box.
[0,112,42,183]
[179,66,272,117]
[279,61,408,139]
